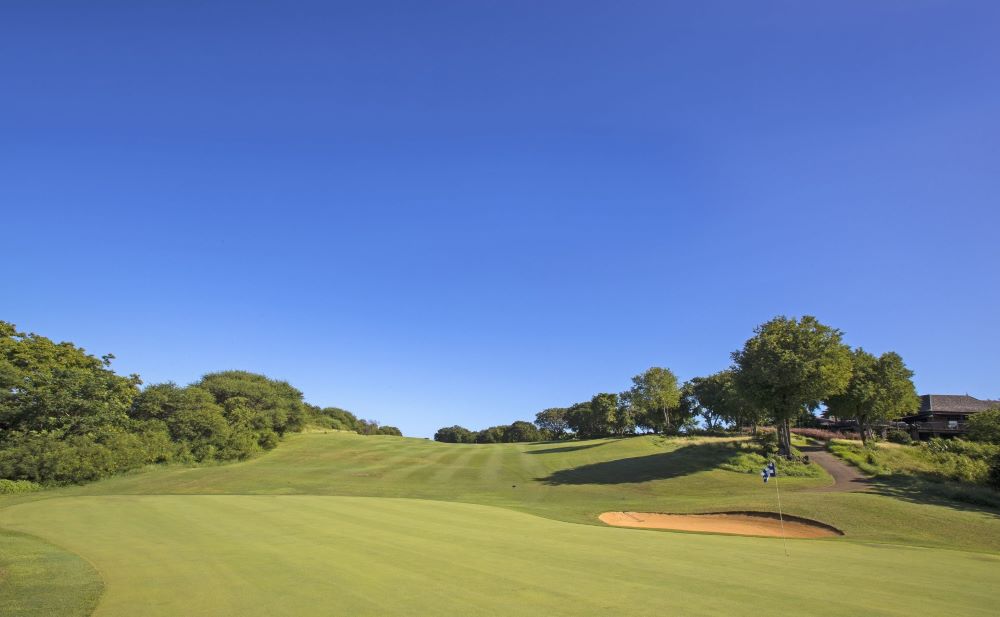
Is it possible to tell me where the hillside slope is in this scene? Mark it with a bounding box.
[17,432,1000,551]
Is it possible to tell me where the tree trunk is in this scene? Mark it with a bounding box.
[778,418,793,458]
[750,422,758,436]
[860,423,875,446]
[662,408,671,432]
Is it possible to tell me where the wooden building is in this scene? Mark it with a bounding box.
[899,394,1000,439]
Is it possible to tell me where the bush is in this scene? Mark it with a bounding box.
[791,428,844,441]
[0,429,172,485]
[0,479,42,494]
[966,409,1000,444]
[719,437,822,477]
[886,429,913,445]
[830,438,996,485]
[988,456,1000,491]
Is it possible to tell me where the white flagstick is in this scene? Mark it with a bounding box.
[772,461,789,557]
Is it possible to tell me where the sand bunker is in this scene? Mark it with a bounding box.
[598,511,842,538]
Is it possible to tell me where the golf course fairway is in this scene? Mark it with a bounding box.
[2,433,999,616]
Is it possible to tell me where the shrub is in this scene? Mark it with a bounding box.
[886,429,913,445]
[0,479,42,494]
[0,429,171,484]
[966,409,1000,444]
[791,428,842,441]
[988,456,1000,491]
[720,451,821,477]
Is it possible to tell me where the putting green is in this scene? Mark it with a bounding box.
[1,495,997,617]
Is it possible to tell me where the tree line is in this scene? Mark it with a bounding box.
[435,367,694,443]
[0,321,399,485]
[435,315,920,457]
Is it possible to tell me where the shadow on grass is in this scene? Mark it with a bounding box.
[526,442,610,455]
[866,475,1000,518]
[537,442,736,485]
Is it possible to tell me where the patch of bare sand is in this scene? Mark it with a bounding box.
[598,511,842,538]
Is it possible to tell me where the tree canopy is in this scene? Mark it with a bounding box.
[825,349,918,444]
[689,370,765,433]
[0,321,141,435]
[966,409,1000,444]
[625,367,682,433]
[732,315,852,456]
[0,321,397,485]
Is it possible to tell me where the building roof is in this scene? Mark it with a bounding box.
[918,394,1000,414]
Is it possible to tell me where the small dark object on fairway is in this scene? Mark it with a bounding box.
[512,484,517,488]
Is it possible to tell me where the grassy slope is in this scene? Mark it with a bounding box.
[2,433,999,616]
[39,432,1000,551]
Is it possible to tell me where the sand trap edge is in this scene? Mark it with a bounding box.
[598,511,845,539]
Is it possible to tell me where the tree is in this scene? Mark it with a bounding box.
[475,425,507,443]
[626,367,681,433]
[534,408,568,440]
[131,383,227,442]
[732,315,852,457]
[590,393,619,437]
[613,395,637,436]
[0,321,141,436]
[503,421,542,442]
[377,425,402,436]
[565,401,598,438]
[690,370,764,434]
[433,425,474,443]
[967,409,1000,444]
[194,371,306,436]
[825,349,919,445]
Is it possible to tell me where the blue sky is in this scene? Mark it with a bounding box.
[3,2,998,437]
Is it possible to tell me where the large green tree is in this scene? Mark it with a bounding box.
[732,315,852,456]
[433,425,475,443]
[564,401,598,438]
[534,407,568,439]
[825,349,919,445]
[690,370,765,434]
[589,393,619,437]
[195,371,306,436]
[626,367,682,433]
[0,321,141,436]
[503,421,542,442]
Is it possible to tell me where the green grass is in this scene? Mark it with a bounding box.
[2,433,1000,616]
[829,438,1000,509]
[0,529,102,616]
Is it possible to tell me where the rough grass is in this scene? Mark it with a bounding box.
[828,439,996,484]
[717,435,823,477]
[2,433,1000,616]
[829,438,1000,509]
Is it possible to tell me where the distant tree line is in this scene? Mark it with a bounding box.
[433,421,542,443]
[0,321,399,485]
[434,315,921,457]
[303,405,401,436]
[434,367,694,443]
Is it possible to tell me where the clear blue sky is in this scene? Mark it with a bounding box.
[3,2,998,437]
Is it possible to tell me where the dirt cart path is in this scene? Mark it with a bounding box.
[801,444,870,492]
